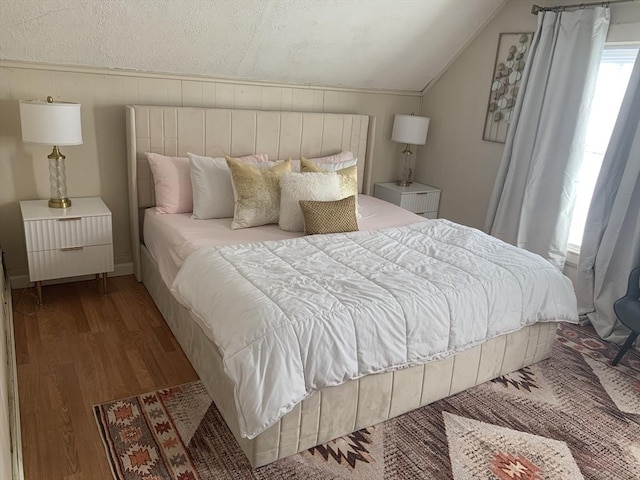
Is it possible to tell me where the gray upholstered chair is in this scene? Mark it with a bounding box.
[611,266,640,366]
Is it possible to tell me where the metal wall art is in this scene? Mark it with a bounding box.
[482,32,533,143]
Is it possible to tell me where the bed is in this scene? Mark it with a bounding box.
[126,105,576,467]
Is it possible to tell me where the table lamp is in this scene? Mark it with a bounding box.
[19,96,83,208]
[391,113,429,186]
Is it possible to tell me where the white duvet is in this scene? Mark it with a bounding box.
[172,220,578,439]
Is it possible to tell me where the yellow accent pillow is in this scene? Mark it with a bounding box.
[226,158,291,229]
[299,195,359,235]
[300,157,358,199]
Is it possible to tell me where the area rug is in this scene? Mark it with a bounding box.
[94,323,640,479]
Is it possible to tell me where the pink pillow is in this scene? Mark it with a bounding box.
[146,153,192,214]
[146,152,270,214]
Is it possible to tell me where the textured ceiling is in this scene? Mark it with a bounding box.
[0,0,506,91]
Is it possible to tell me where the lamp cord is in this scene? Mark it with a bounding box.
[12,286,40,317]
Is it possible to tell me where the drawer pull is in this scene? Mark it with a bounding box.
[61,246,84,252]
[58,217,81,222]
[415,192,428,195]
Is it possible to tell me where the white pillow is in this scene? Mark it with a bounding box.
[279,172,342,232]
[288,157,357,173]
[314,157,357,172]
[188,153,270,219]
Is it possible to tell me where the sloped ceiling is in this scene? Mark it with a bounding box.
[0,0,506,91]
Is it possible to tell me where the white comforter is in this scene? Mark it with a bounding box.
[172,220,578,439]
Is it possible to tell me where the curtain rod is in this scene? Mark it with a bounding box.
[531,0,637,14]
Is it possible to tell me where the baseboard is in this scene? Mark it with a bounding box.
[9,263,134,290]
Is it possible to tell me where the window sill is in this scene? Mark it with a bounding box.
[566,247,580,268]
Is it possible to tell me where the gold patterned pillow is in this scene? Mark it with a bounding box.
[299,195,358,235]
[300,157,358,198]
[226,158,291,229]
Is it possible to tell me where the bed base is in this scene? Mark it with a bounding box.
[140,244,558,467]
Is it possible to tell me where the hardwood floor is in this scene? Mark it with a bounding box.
[13,275,199,480]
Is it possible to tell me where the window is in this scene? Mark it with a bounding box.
[568,46,638,251]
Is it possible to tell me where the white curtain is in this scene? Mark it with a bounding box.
[576,54,640,345]
[485,8,610,269]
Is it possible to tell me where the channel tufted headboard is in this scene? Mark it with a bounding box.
[125,105,377,280]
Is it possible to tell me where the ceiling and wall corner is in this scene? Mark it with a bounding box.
[0,0,506,92]
[415,0,640,232]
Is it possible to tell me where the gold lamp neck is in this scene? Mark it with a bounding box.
[48,145,65,160]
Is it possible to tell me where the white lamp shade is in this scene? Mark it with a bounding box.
[19,100,83,146]
[391,114,429,145]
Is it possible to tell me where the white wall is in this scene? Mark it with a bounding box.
[416,0,640,230]
[0,63,421,278]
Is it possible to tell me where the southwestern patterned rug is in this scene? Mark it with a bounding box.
[94,323,640,479]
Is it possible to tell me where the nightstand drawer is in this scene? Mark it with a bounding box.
[23,215,112,252]
[400,191,440,214]
[26,244,114,282]
[374,182,442,217]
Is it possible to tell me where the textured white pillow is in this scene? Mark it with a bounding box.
[279,172,342,232]
[188,153,270,219]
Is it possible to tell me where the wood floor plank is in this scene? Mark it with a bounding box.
[14,276,200,480]
[77,281,128,334]
[12,307,30,365]
[47,364,80,477]
[16,365,46,480]
[152,324,178,353]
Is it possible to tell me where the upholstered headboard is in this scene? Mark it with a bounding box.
[126,105,376,280]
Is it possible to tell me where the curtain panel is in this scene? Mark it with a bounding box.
[485,8,610,270]
[576,54,640,345]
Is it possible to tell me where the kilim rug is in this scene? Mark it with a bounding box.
[94,323,640,479]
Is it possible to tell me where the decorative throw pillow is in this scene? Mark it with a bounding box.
[227,158,292,229]
[188,153,269,219]
[301,157,358,199]
[279,172,342,232]
[299,195,359,235]
[288,151,355,172]
[308,151,356,170]
[146,153,192,214]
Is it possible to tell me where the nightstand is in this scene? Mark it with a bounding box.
[374,182,441,218]
[19,197,114,304]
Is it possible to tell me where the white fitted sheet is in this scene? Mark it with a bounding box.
[144,194,427,287]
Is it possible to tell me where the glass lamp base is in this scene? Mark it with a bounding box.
[48,151,71,208]
[397,145,415,187]
[48,197,72,208]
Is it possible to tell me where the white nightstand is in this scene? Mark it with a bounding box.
[374,182,441,219]
[19,197,114,304]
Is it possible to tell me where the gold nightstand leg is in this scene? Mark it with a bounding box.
[36,281,43,305]
[102,273,108,296]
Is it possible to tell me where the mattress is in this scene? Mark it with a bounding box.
[143,194,427,287]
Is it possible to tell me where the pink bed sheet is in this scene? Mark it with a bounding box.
[144,194,428,287]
